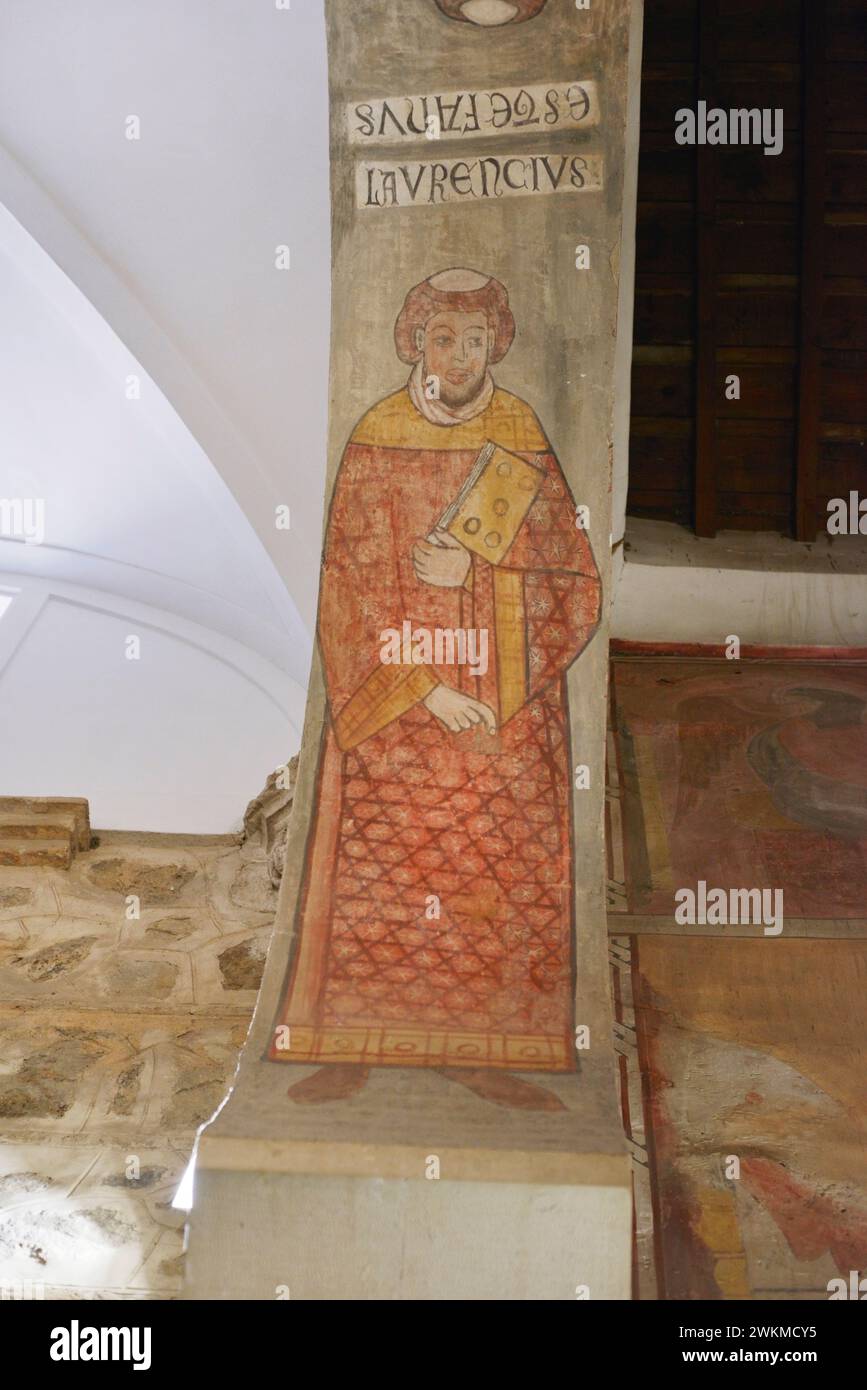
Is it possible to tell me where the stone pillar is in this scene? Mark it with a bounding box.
[184,0,643,1302]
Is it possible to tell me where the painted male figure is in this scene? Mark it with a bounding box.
[271,268,601,1109]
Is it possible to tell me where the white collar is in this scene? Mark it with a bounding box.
[407,360,495,426]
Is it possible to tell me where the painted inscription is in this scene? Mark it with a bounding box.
[357,150,603,208]
[347,80,599,144]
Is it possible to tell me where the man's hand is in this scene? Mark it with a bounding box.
[412,528,471,588]
[424,685,497,735]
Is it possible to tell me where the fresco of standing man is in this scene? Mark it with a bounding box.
[270,267,601,1111]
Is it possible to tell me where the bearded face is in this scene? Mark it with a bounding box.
[415,310,494,409]
[434,0,549,26]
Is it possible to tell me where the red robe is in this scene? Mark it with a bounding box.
[270,384,600,1071]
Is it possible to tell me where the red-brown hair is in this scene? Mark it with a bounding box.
[394,272,516,364]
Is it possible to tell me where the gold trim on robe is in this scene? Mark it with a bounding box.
[492,567,527,723]
[334,662,438,752]
[281,1023,571,1071]
[351,386,549,453]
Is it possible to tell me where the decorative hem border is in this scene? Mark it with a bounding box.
[269,1023,573,1071]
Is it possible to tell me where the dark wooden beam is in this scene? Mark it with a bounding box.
[694,0,718,537]
[795,0,827,541]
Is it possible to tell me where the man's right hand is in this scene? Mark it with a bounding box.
[423,685,497,735]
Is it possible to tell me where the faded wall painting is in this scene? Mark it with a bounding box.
[607,651,867,1298]
[270,268,600,1108]
[610,656,867,923]
[613,935,867,1300]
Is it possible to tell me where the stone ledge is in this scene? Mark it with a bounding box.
[614,519,867,647]
[196,1134,631,1187]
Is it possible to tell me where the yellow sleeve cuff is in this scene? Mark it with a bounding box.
[334,663,438,751]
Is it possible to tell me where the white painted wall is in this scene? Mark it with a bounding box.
[612,520,867,648]
[0,577,305,833]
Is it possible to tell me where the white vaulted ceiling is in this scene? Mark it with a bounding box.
[0,203,310,831]
[0,0,331,633]
[0,1,332,830]
[0,204,307,667]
